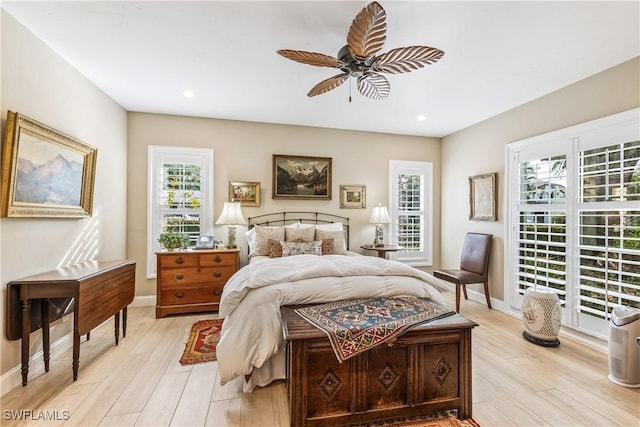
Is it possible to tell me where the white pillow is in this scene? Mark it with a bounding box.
[315,229,347,254]
[286,221,315,229]
[245,228,256,254]
[315,222,343,231]
[253,226,285,256]
[281,240,322,257]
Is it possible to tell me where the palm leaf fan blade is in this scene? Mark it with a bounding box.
[347,1,387,60]
[373,46,444,74]
[307,74,349,97]
[357,73,390,100]
[277,49,344,68]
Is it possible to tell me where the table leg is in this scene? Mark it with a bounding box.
[114,311,120,345]
[72,314,80,381]
[20,299,31,386]
[42,299,50,372]
[122,307,128,338]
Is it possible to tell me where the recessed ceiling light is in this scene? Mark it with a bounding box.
[183,90,196,98]
[417,114,427,121]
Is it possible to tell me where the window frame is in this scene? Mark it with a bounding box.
[505,108,639,339]
[388,160,433,266]
[147,146,214,278]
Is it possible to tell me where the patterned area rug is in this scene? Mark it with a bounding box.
[378,416,480,427]
[179,319,223,365]
[295,297,455,362]
[355,411,481,427]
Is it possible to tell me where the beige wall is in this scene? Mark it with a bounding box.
[127,113,442,296]
[440,57,640,305]
[0,11,128,382]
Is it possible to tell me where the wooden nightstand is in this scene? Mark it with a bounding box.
[360,244,403,259]
[155,248,240,318]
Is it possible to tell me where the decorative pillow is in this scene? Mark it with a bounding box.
[269,238,306,258]
[285,225,315,242]
[315,229,347,254]
[281,240,322,257]
[321,238,334,255]
[253,226,285,256]
[268,239,283,258]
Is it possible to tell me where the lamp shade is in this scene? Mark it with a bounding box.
[215,202,247,225]
[369,205,391,224]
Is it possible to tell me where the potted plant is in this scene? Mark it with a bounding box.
[158,232,189,251]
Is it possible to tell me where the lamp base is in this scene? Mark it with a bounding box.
[227,226,237,249]
[373,224,384,247]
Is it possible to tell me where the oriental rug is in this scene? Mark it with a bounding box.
[355,410,481,427]
[179,318,223,365]
[294,296,455,362]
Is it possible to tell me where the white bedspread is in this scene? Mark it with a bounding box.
[216,254,447,392]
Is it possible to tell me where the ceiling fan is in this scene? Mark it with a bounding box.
[277,1,444,101]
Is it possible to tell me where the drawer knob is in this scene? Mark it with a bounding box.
[213,289,222,296]
[214,255,222,263]
[175,257,185,264]
[175,292,184,298]
[213,271,222,278]
[175,273,184,280]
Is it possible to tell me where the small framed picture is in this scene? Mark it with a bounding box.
[229,181,260,207]
[469,173,497,221]
[339,185,366,209]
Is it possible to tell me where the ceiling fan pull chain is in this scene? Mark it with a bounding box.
[349,78,352,103]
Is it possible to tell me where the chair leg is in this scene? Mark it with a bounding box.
[455,284,461,313]
[483,280,492,309]
[462,284,468,300]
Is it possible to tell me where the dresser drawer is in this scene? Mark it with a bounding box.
[199,252,238,267]
[161,285,224,305]
[157,254,199,269]
[159,266,236,287]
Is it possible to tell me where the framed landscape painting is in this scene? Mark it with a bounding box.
[229,181,260,207]
[272,154,332,200]
[340,185,366,209]
[1,111,97,218]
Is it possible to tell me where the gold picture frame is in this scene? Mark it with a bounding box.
[469,172,497,221]
[272,154,332,200]
[1,111,97,218]
[229,181,261,207]
[339,184,366,209]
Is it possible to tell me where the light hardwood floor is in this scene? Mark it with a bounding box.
[1,291,639,427]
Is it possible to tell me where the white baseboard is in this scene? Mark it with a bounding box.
[1,295,156,397]
[1,332,73,397]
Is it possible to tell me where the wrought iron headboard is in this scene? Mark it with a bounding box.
[247,211,350,250]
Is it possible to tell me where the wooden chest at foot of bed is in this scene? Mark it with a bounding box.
[281,306,478,427]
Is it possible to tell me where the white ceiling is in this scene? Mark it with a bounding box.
[2,1,639,138]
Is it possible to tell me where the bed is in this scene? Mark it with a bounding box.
[216,212,449,393]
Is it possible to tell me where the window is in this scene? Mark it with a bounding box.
[389,160,433,266]
[506,109,639,338]
[147,146,213,277]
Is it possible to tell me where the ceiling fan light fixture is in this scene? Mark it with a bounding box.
[276,1,444,100]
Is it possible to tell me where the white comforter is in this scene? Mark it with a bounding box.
[216,254,447,392]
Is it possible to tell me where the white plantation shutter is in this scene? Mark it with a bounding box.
[507,109,639,339]
[389,160,433,266]
[147,146,213,277]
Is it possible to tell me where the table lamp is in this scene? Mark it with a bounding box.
[215,202,247,248]
[369,204,391,247]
